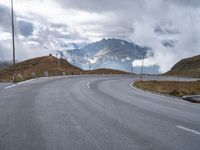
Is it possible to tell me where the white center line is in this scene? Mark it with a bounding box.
[176,125,200,136]
[87,82,90,89]
[4,84,16,89]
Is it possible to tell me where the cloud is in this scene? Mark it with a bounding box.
[0,4,11,32]
[167,0,200,7]
[154,22,180,36]
[17,20,34,37]
[132,57,157,67]
[56,0,145,12]
[161,39,177,48]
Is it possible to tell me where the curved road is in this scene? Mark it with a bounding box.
[0,75,200,150]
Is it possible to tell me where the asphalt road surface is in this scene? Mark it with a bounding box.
[0,83,12,90]
[0,75,200,150]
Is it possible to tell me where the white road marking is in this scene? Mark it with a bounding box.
[87,82,91,89]
[176,125,200,136]
[3,78,38,90]
[4,84,16,89]
[129,83,180,100]
[17,78,36,85]
[129,83,160,97]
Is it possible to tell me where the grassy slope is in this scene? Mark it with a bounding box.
[165,55,200,78]
[134,80,200,97]
[0,56,82,81]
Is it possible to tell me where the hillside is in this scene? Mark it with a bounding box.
[0,55,82,81]
[0,55,130,82]
[84,68,129,74]
[166,55,200,78]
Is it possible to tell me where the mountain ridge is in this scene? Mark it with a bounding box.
[165,55,200,78]
[59,38,159,73]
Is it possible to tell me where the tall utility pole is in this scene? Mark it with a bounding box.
[56,53,58,66]
[88,60,91,70]
[86,55,91,70]
[11,0,16,83]
[131,65,133,75]
[140,53,145,81]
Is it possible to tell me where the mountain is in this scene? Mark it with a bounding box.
[0,55,129,82]
[165,55,200,78]
[59,38,159,73]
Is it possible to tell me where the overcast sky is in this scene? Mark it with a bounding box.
[0,0,200,72]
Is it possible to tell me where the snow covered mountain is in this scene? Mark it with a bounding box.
[58,38,159,73]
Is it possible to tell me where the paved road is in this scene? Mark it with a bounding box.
[0,75,200,150]
[0,83,12,90]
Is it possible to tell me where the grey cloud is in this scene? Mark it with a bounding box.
[41,23,88,44]
[154,23,180,36]
[56,0,145,12]
[81,23,134,40]
[167,0,200,7]
[17,20,34,37]
[22,22,88,51]
[0,40,13,61]
[161,39,177,48]
[0,4,34,38]
[0,4,11,32]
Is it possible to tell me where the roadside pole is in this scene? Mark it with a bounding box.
[131,65,133,75]
[140,53,145,81]
[11,0,16,83]
[89,60,91,70]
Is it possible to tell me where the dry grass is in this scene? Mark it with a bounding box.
[134,80,200,97]
[84,68,129,74]
[0,56,82,82]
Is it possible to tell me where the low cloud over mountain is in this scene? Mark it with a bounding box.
[58,38,159,74]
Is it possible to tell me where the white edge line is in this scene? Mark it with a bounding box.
[129,83,162,97]
[4,84,16,89]
[129,83,181,100]
[87,82,90,89]
[16,78,36,85]
[3,76,69,90]
[4,78,38,89]
[176,125,200,136]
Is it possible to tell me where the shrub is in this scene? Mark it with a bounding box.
[169,90,180,97]
[15,74,24,82]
